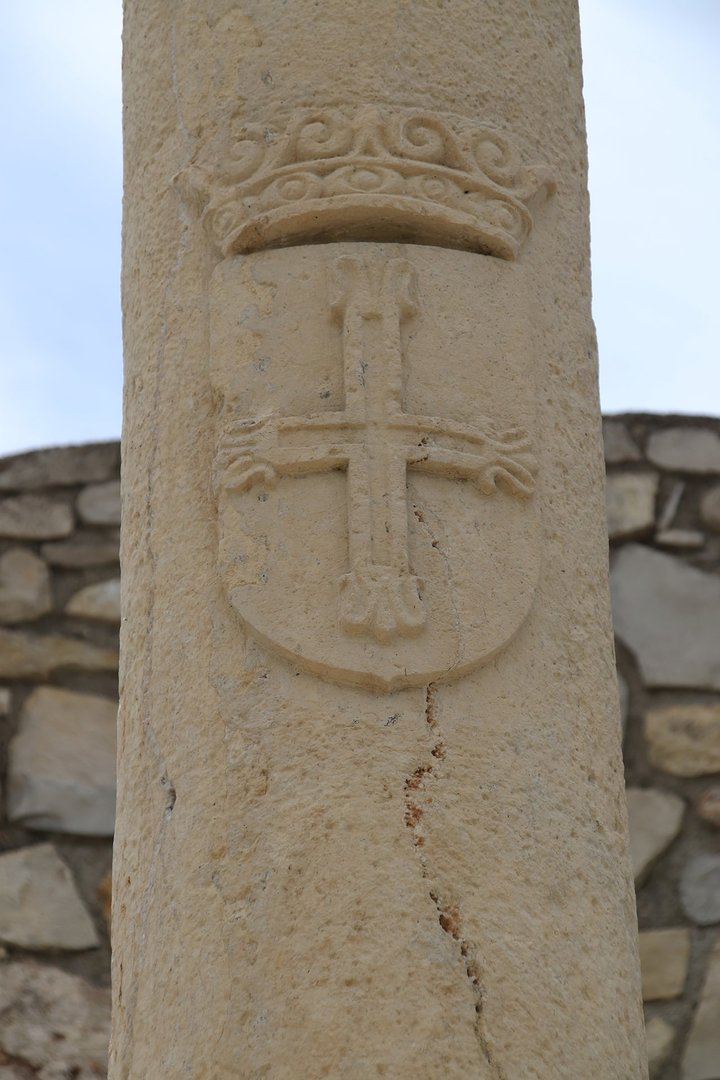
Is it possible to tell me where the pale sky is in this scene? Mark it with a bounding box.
[0,1,718,456]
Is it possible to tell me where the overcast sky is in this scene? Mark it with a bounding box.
[0,1,718,457]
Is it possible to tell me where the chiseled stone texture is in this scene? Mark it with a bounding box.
[77,479,121,526]
[639,928,691,1001]
[0,961,110,1078]
[8,686,116,836]
[0,441,119,491]
[700,485,720,532]
[42,534,120,567]
[646,704,720,778]
[0,494,73,540]
[0,548,52,624]
[680,855,720,927]
[0,844,98,950]
[66,578,121,623]
[606,473,658,541]
[603,419,642,465]
[646,1017,675,1080]
[611,545,720,691]
[627,787,684,885]
[683,942,720,1080]
[647,428,720,474]
[0,628,118,680]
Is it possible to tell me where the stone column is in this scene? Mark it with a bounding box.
[114,3,647,1077]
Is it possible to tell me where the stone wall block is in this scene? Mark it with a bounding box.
[0,844,99,950]
[611,545,720,691]
[7,686,117,836]
[645,704,720,778]
[680,855,720,926]
[646,1017,676,1079]
[647,428,720,474]
[0,628,118,680]
[606,472,658,541]
[66,578,121,623]
[603,419,642,464]
[0,961,110,1074]
[0,494,73,539]
[683,941,720,1080]
[0,442,119,491]
[639,928,691,1001]
[627,787,685,885]
[77,480,121,526]
[41,535,120,568]
[700,485,720,532]
[0,547,52,623]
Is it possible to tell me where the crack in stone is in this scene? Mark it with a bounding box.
[404,684,505,1079]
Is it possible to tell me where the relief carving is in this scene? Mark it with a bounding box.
[209,245,540,690]
[216,255,536,644]
[179,106,554,259]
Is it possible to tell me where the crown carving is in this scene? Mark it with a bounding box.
[179,106,555,260]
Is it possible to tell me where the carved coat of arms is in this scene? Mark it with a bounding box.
[209,243,539,690]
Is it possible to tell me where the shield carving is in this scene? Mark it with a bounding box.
[210,243,539,691]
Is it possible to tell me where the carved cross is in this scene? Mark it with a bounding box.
[218,256,537,642]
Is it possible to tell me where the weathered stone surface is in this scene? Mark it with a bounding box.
[697,786,720,828]
[0,844,98,950]
[114,1,647,1074]
[0,961,110,1077]
[639,928,691,1001]
[646,703,720,777]
[611,545,720,691]
[8,687,116,836]
[0,628,117,680]
[0,548,52,624]
[626,787,684,885]
[681,855,720,926]
[66,578,121,623]
[700,485,720,532]
[606,473,658,541]
[647,428,720,474]
[0,495,73,540]
[683,941,720,1079]
[77,479,121,526]
[603,419,642,464]
[42,534,120,567]
[646,1017,675,1079]
[0,442,119,491]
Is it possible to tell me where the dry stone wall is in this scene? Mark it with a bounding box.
[0,416,718,1078]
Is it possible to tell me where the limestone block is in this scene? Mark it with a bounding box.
[645,704,720,777]
[606,473,657,541]
[0,687,9,715]
[0,494,73,539]
[647,427,720,473]
[603,420,642,465]
[655,529,705,550]
[8,686,116,835]
[0,628,117,680]
[638,928,690,1001]
[697,786,720,828]
[626,787,684,885]
[646,1017,675,1079]
[700,485,720,532]
[0,961,110,1076]
[611,545,720,691]
[681,855,720,926]
[66,578,121,623]
[0,548,52,623]
[77,479,121,525]
[0,442,119,491]
[683,941,720,1079]
[42,534,120,567]
[0,844,98,950]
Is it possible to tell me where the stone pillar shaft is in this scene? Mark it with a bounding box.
[114,3,646,1076]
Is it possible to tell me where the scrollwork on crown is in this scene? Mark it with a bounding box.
[177,106,555,260]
